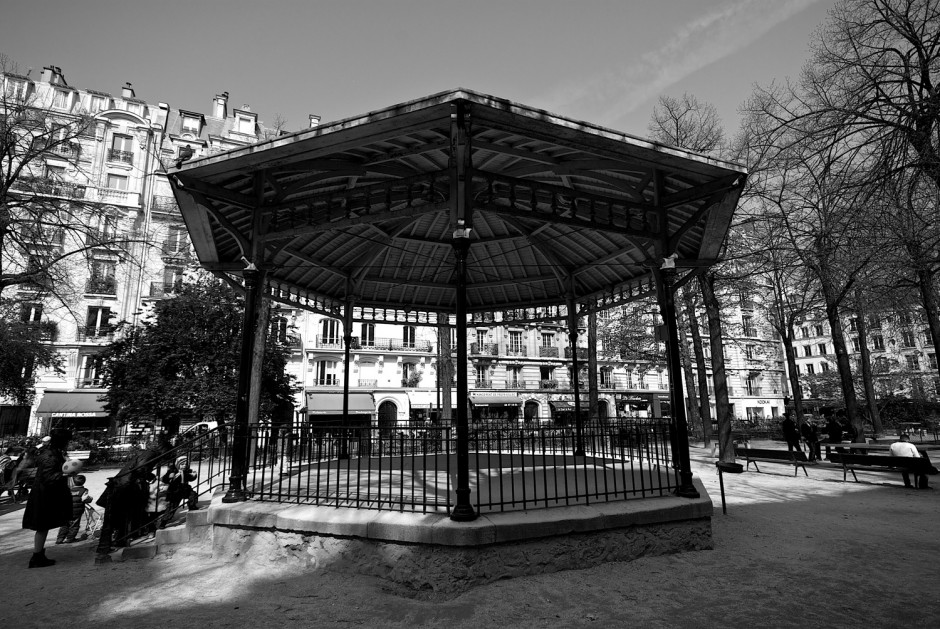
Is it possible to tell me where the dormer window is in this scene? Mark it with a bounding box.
[181,115,201,135]
[6,78,27,101]
[126,102,143,116]
[53,89,69,109]
[90,95,107,113]
[236,115,254,134]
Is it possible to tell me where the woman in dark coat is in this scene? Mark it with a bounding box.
[21,428,72,568]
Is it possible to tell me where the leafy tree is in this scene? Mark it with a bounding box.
[99,273,297,434]
[0,301,61,404]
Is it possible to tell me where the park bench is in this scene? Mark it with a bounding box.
[734,445,810,476]
[828,452,934,485]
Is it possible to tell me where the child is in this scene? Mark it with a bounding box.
[56,474,93,544]
[158,456,198,529]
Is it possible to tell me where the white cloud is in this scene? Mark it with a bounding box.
[541,0,823,127]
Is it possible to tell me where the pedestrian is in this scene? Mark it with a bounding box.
[824,415,843,459]
[781,414,802,456]
[888,433,933,489]
[158,456,199,529]
[801,419,821,462]
[21,428,72,568]
[55,474,93,544]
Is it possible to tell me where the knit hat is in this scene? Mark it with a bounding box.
[175,456,189,469]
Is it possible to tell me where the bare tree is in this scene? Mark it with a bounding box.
[647,93,726,156]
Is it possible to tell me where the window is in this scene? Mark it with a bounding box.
[45,164,66,181]
[20,303,42,323]
[600,368,612,388]
[476,329,487,347]
[867,316,881,330]
[806,364,815,375]
[80,354,103,387]
[899,312,912,325]
[402,362,417,381]
[746,376,761,395]
[745,345,755,360]
[540,366,554,381]
[849,318,858,332]
[109,134,133,164]
[901,330,916,348]
[87,260,116,294]
[818,343,827,356]
[403,326,416,349]
[90,95,107,113]
[507,366,524,387]
[320,319,340,345]
[929,353,938,370]
[801,327,810,339]
[508,331,524,354]
[237,115,254,134]
[821,362,830,372]
[181,115,201,135]
[85,306,111,337]
[872,335,885,351]
[906,355,921,371]
[126,102,143,116]
[540,332,554,347]
[795,365,801,375]
[315,360,339,385]
[803,345,813,357]
[162,266,184,293]
[742,315,755,337]
[851,337,860,352]
[475,365,489,387]
[814,325,824,336]
[106,173,128,191]
[52,89,69,109]
[270,316,288,344]
[164,225,188,254]
[360,323,375,347]
[6,78,27,101]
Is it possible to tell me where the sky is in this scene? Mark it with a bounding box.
[0,0,834,139]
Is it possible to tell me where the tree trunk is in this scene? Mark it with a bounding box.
[437,323,454,423]
[248,292,270,426]
[782,333,805,422]
[676,307,701,439]
[853,290,883,436]
[699,273,733,462]
[916,267,940,364]
[821,283,863,439]
[683,286,712,446]
[588,312,599,422]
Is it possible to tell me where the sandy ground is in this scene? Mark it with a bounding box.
[1,442,939,629]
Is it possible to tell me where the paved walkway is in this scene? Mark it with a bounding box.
[1,443,938,628]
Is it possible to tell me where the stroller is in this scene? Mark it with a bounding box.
[67,504,103,542]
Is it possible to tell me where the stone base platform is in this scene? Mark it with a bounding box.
[193,478,712,593]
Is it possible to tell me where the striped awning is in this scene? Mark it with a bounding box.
[305,392,375,415]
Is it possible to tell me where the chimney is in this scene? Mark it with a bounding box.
[213,92,228,118]
[122,82,135,99]
[40,65,65,85]
[241,103,251,112]
[309,114,321,129]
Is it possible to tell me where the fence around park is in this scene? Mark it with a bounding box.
[93,419,680,539]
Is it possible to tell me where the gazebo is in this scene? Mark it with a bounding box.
[168,89,745,524]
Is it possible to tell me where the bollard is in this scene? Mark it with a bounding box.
[715,461,744,514]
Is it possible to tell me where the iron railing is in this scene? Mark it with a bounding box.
[242,420,677,515]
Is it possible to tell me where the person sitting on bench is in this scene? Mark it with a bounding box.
[888,433,930,489]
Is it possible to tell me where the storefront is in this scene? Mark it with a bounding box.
[305,392,375,427]
[469,393,522,423]
[34,391,111,437]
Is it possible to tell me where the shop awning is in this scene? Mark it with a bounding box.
[469,393,523,406]
[36,392,108,417]
[305,392,375,415]
[550,401,574,412]
[407,391,457,409]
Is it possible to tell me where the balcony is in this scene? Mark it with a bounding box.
[12,176,87,199]
[507,380,527,389]
[315,335,344,350]
[564,347,589,360]
[76,328,115,343]
[310,378,341,387]
[475,379,492,388]
[505,346,527,357]
[149,281,181,298]
[342,337,432,352]
[151,195,180,217]
[162,241,191,261]
[107,149,133,164]
[744,387,762,396]
[471,342,498,356]
[539,379,559,389]
[84,277,117,295]
[76,377,103,389]
[538,346,559,358]
[23,227,65,246]
[357,379,377,388]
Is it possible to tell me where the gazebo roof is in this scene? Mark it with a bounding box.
[169,89,745,319]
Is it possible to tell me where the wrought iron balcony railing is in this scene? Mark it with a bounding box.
[84,277,117,295]
[538,346,559,358]
[76,377,104,389]
[76,328,115,343]
[107,148,133,164]
[505,346,527,357]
